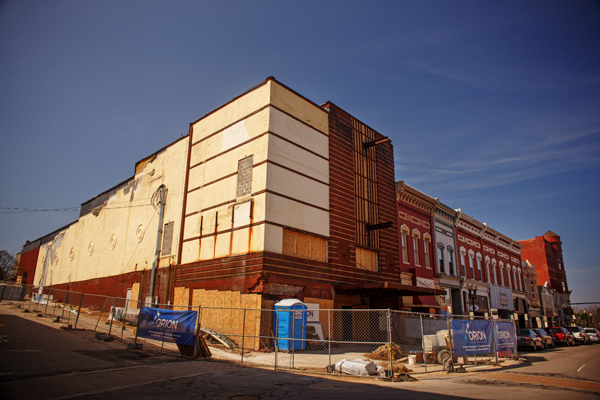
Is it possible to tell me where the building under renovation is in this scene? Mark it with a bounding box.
[22,77,442,319]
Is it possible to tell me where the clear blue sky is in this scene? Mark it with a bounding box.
[1,1,598,303]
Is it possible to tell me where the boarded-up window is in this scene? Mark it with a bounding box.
[236,155,253,199]
[162,221,174,255]
[282,229,327,262]
[356,247,378,272]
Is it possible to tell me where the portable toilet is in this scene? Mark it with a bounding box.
[274,299,307,351]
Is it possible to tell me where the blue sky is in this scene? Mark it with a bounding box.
[1,1,598,303]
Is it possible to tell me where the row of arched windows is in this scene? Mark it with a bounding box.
[456,246,523,291]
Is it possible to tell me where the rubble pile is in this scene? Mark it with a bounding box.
[365,343,407,360]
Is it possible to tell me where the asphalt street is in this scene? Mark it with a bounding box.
[1,303,599,400]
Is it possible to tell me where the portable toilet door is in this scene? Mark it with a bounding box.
[274,299,307,351]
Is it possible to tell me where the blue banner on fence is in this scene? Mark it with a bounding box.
[137,307,197,346]
[495,321,516,352]
[451,319,494,356]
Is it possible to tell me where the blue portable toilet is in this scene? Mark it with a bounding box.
[274,299,307,351]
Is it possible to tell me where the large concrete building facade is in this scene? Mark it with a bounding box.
[27,77,441,315]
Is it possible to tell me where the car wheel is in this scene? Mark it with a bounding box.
[541,342,546,350]
[551,341,555,348]
[532,343,538,351]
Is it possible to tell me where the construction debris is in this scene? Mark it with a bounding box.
[365,343,407,361]
[333,359,386,376]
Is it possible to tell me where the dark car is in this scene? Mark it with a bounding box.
[547,327,575,346]
[566,326,591,344]
[517,329,543,351]
[532,328,554,349]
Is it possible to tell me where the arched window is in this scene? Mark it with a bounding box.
[485,256,491,284]
[423,233,431,269]
[400,225,409,263]
[468,249,475,279]
[492,259,497,285]
[448,246,455,276]
[476,253,482,281]
[459,247,467,277]
[437,243,444,275]
[506,264,512,289]
[412,229,421,266]
[499,261,505,286]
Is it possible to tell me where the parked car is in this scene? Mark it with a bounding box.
[547,327,575,346]
[566,326,591,344]
[517,329,543,351]
[532,328,554,349]
[583,328,599,343]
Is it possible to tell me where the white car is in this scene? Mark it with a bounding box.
[566,326,591,344]
[584,328,599,343]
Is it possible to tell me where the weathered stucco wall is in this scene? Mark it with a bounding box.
[181,79,329,265]
[33,137,188,289]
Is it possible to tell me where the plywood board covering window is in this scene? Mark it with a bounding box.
[282,229,326,262]
[356,247,378,272]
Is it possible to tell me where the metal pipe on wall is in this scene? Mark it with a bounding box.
[149,185,167,304]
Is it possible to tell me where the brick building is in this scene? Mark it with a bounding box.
[395,181,438,313]
[519,231,572,326]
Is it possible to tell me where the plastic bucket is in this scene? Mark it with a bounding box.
[408,354,416,365]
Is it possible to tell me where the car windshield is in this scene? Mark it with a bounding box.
[547,328,561,333]
[536,329,548,335]
[584,329,596,333]
[517,330,530,335]
[566,327,580,332]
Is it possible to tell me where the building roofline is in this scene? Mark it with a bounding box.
[190,76,327,127]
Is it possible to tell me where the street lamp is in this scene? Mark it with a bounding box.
[466,283,478,318]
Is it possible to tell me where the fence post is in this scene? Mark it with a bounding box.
[133,303,141,348]
[420,313,427,373]
[448,314,454,370]
[387,309,393,378]
[512,318,519,359]
[241,309,247,365]
[291,308,295,371]
[60,291,68,322]
[67,291,74,325]
[274,309,278,371]
[44,288,50,316]
[75,293,83,330]
[108,296,117,338]
[493,319,499,366]
[193,305,201,358]
[121,293,129,341]
[328,309,331,373]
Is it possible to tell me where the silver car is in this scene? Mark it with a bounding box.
[583,328,599,343]
[566,326,591,344]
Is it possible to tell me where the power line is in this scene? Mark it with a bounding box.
[0,206,80,212]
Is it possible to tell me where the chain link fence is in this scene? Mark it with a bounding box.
[1,281,518,376]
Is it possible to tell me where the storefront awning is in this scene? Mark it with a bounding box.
[334,282,446,297]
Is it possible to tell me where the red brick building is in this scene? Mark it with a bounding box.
[519,231,571,326]
[395,181,438,312]
[519,231,569,294]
